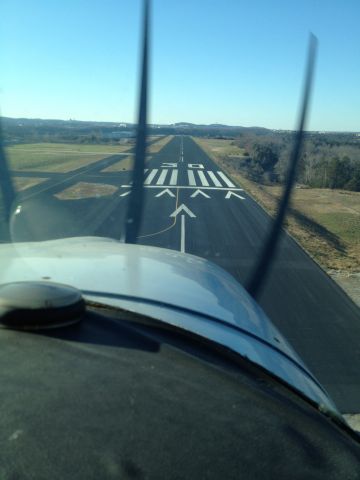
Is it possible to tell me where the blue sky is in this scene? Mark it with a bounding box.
[0,0,359,131]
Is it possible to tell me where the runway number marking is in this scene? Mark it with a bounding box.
[188,164,204,169]
[162,162,177,168]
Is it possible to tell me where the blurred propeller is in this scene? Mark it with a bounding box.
[125,0,150,244]
[247,34,318,299]
[0,120,16,226]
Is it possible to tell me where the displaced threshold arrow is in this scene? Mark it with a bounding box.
[225,191,245,200]
[156,188,175,198]
[190,189,210,199]
[170,203,196,218]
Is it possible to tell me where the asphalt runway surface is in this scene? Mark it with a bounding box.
[9,135,360,412]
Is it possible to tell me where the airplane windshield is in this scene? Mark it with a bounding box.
[0,0,359,429]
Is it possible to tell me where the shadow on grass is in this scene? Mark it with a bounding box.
[239,180,348,255]
[288,207,347,254]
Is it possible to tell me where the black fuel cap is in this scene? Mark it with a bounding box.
[0,281,85,330]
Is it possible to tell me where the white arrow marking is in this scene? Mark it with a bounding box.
[181,215,186,253]
[170,204,196,218]
[225,191,245,200]
[155,188,175,198]
[120,191,131,197]
[190,189,210,198]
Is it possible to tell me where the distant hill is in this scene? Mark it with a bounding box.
[1,116,273,142]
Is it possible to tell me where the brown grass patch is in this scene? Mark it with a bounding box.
[13,177,46,191]
[147,135,174,153]
[55,182,117,200]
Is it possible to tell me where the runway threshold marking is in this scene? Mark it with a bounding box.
[208,171,222,187]
[187,170,196,186]
[217,171,236,188]
[137,167,239,189]
[156,169,168,185]
[198,171,210,187]
[144,169,158,184]
[169,170,178,185]
[121,184,243,191]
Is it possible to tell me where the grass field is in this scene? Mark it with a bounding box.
[5,143,132,174]
[6,136,172,176]
[13,177,47,191]
[147,135,173,153]
[101,135,173,172]
[193,136,360,304]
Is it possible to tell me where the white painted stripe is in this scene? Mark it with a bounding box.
[125,185,243,191]
[145,169,158,185]
[217,171,236,188]
[197,170,209,187]
[181,215,185,253]
[187,170,196,186]
[170,169,178,185]
[156,169,168,185]
[208,171,222,187]
[120,191,131,197]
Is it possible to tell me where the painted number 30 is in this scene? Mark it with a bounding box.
[161,162,204,169]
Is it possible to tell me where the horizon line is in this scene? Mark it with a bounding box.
[1,115,359,134]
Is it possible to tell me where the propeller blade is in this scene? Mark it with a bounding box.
[125,0,150,244]
[0,120,16,228]
[247,34,318,299]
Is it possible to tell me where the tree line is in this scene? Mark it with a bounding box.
[228,132,360,191]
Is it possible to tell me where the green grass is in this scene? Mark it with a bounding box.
[8,143,131,153]
[6,143,132,173]
[313,213,360,243]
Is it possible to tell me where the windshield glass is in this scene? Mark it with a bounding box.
[0,0,359,423]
